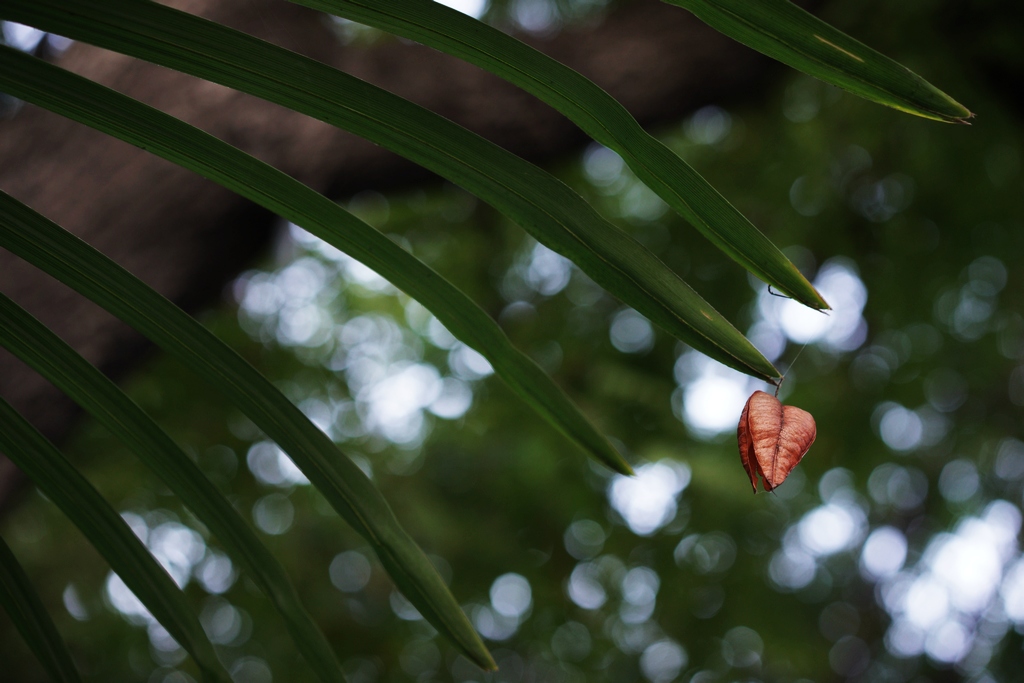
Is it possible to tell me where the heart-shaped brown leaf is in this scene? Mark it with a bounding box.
[737,390,816,493]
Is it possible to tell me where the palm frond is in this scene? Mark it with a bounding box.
[0,293,347,683]
[666,0,972,122]
[0,0,781,382]
[0,190,496,672]
[0,43,629,476]
[0,535,83,683]
[0,398,230,682]
[297,0,828,310]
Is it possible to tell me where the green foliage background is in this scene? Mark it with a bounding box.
[2,0,1024,681]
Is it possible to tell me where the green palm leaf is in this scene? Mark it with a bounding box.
[0,536,82,683]
[0,294,346,683]
[0,191,496,672]
[666,0,971,123]
[1,0,779,382]
[0,44,628,476]
[296,0,827,310]
[0,400,230,682]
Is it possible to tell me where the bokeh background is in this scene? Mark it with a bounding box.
[3,0,1024,681]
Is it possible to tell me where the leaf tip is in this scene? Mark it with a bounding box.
[798,278,831,311]
[606,443,635,476]
[592,438,634,475]
[462,637,498,672]
[953,110,976,126]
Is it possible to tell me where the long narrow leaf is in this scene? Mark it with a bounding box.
[2,0,779,381]
[297,0,826,311]
[0,191,496,672]
[0,45,627,477]
[0,400,229,682]
[665,0,971,123]
[0,294,345,683]
[0,535,82,683]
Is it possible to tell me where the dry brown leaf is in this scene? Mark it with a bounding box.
[737,390,816,493]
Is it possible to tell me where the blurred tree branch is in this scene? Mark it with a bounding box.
[0,0,781,512]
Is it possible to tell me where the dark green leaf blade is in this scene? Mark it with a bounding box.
[0,535,83,683]
[295,0,827,310]
[0,294,345,683]
[0,190,495,672]
[0,400,229,682]
[666,0,971,123]
[0,0,779,381]
[0,44,627,477]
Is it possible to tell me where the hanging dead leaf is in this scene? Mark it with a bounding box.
[737,390,816,493]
